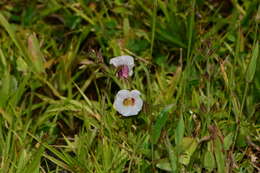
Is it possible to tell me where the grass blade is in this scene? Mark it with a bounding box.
[246,41,259,83]
[175,115,184,145]
[151,104,173,144]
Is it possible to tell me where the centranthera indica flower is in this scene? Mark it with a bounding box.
[109,55,134,78]
[113,89,143,116]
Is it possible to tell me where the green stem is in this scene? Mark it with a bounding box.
[150,0,157,56]
[230,82,248,157]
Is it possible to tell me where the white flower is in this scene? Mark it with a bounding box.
[113,89,143,116]
[109,55,134,78]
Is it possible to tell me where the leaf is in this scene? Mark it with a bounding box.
[187,0,196,58]
[236,126,247,147]
[156,28,186,48]
[110,39,121,56]
[165,137,178,172]
[175,116,185,145]
[0,72,11,107]
[204,150,216,171]
[0,108,13,125]
[214,138,226,173]
[9,75,30,107]
[16,57,28,72]
[0,13,45,74]
[126,39,149,55]
[179,137,198,165]
[246,41,259,82]
[43,154,73,172]
[151,105,173,144]
[22,6,37,26]
[21,146,45,173]
[123,18,130,37]
[0,13,26,57]
[224,133,234,150]
[27,33,45,73]
[156,159,172,172]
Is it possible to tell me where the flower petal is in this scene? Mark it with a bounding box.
[131,90,141,97]
[129,70,133,76]
[130,95,143,115]
[115,89,130,100]
[109,55,134,68]
[133,97,143,112]
[114,101,132,116]
[110,55,135,78]
[118,65,130,78]
[113,89,143,117]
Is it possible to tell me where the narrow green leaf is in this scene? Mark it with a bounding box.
[158,0,170,21]
[43,154,73,172]
[150,0,157,55]
[0,72,11,107]
[165,137,178,172]
[0,48,7,69]
[21,146,44,173]
[224,133,234,150]
[156,28,187,48]
[156,159,172,172]
[9,75,30,107]
[103,140,112,171]
[175,116,184,145]
[214,138,226,173]
[135,0,152,16]
[0,108,12,127]
[16,150,28,173]
[151,105,173,144]
[246,41,259,82]
[16,57,28,72]
[0,13,47,75]
[0,13,26,57]
[123,18,130,37]
[27,33,45,73]
[110,39,121,56]
[204,150,216,170]
[187,0,196,58]
[42,143,71,165]
[68,5,95,25]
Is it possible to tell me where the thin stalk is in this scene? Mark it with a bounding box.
[150,0,157,56]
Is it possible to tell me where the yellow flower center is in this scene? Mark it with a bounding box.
[123,98,135,106]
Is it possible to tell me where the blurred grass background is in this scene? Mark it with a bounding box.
[0,0,259,172]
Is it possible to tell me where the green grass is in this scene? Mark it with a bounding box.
[0,0,259,172]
